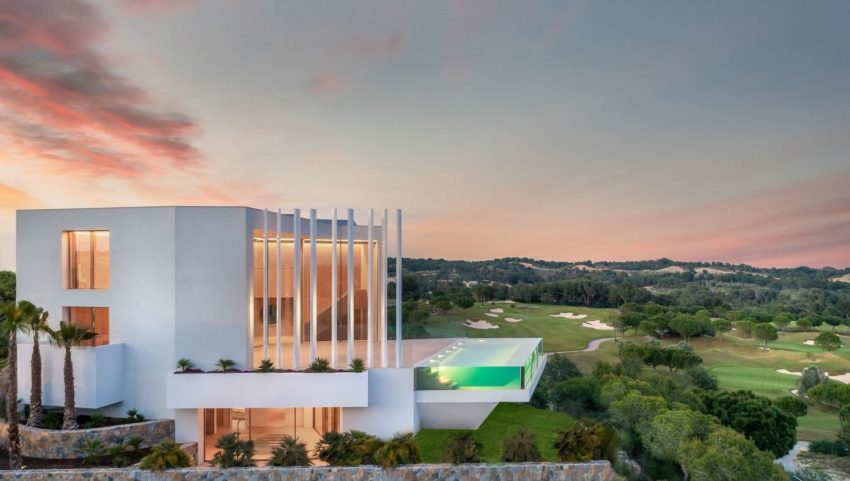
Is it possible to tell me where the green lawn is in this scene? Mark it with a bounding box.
[416,402,574,463]
[425,302,627,352]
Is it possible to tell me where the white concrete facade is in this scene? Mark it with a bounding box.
[15,206,545,461]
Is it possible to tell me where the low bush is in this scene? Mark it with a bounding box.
[553,419,618,462]
[442,432,480,464]
[502,428,542,462]
[76,438,106,466]
[256,358,275,372]
[306,357,334,373]
[211,432,255,467]
[268,435,311,467]
[350,358,365,373]
[808,439,849,457]
[375,432,420,468]
[139,440,194,470]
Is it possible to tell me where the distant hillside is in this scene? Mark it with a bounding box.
[403,257,849,287]
[400,257,850,315]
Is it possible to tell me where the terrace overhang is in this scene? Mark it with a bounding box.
[165,371,369,409]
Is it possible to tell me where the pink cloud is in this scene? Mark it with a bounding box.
[0,0,200,177]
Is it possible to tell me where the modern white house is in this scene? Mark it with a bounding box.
[15,206,545,462]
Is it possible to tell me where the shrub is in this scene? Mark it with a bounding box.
[840,406,850,444]
[808,439,848,456]
[216,359,236,371]
[126,435,144,452]
[799,366,830,395]
[685,366,718,391]
[443,431,481,464]
[126,408,146,422]
[315,431,356,466]
[554,419,617,462]
[140,440,194,471]
[375,432,420,468]
[76,438,106,466]
[107,442,128,467]
[774,396,808,417]
[502,428,542,462]
[257,358,275,372]
[176,358,193,372]
[350,358,365,373]
[82,413,108,429]
[808,382,850,409]
[211,432,255,467]
[306,357,333,373]
[349,430,382,465]
[268,435,311,466]
[44,411,63,429]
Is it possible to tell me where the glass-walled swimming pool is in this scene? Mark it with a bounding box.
[414,338,543,391]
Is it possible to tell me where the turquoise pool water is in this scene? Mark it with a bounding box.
[414,339,542,391]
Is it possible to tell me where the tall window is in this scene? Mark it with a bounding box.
[64,307,109,346]
[62,230,109,289]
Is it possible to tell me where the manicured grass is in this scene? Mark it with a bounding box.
[425,303,627,352]
[416,402,574,463]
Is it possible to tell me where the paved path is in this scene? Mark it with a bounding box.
[549,337,615,355]
[777,441,809,474]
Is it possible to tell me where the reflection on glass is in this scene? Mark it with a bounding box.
[64,306,109,346]
[63,230,109,289]
[203,407,340,461]
[251,232,380,368]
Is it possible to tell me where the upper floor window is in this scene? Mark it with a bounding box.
[64,306,109,346]
[62,230,110,289]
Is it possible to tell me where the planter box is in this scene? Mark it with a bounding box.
[17,343,125,409]
[166,371,369,408]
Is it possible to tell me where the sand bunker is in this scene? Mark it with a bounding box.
[777,369,802,377]
[550,312,588,320]
[463,320,499,330]
[484,313,499,318]
[803,340,815,346]
[581,320,615,331]
[505,317,523,323]
[489,308,504,314]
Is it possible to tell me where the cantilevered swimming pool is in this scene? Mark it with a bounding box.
[414,338,543,391]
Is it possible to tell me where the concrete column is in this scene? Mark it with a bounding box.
[381,209,388,368]
[293,208,302,369]
[262,209,269,362]
[347,208,355,366]
[309,209,318,363]
[331,208,338,369]
[395,209,402,368]
[276,209,282,369]
[367,209,374,368]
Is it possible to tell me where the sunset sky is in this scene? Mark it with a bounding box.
[1,0,849,270]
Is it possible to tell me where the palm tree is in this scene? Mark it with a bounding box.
[50,321,96,430]
[0,301,38,469]
[26,305,51,427]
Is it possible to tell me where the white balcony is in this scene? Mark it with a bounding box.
[17,343,125,409]
[166,371,369,409]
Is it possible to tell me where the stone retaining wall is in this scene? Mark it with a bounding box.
[0,462,616,481]
[0,420,174,459]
